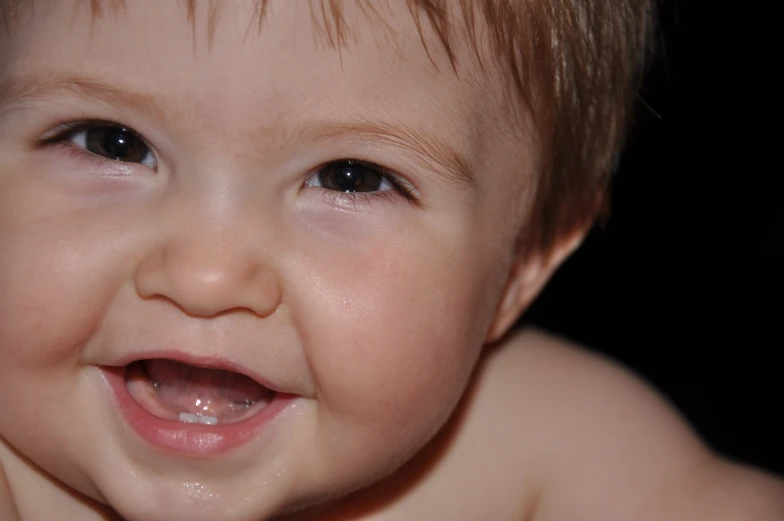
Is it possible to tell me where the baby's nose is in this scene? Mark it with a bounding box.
[134,233,281,318]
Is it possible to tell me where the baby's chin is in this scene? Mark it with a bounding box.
[92,443,418,521]
[96,470,291,521]
[83,447,382,521]
[95,472,371,521]
[70,437,293,521]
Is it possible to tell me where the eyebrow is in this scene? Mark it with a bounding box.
[0,72,177,124]
[0,72,477,188]
[299,119,477,189]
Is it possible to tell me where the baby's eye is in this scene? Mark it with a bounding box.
[66,124,156,169]
[306,160,395,193]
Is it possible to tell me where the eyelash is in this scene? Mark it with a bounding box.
[304,159,420,206]
[315,184,413,209]
[35,119,421,205]
[36,119,158,170]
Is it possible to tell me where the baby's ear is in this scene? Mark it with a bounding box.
[484,229,586,343]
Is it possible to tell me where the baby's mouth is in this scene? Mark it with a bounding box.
[125,360,275,426]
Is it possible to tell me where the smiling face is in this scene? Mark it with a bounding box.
[0,1,547,519]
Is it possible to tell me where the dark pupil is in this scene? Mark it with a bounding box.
[320,161,383,192]
[86,126,148,163]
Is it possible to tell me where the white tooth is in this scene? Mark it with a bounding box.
[197,415,218,425]
[179,413,199,424]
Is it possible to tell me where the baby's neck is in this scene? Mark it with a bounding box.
[0,438,121,521]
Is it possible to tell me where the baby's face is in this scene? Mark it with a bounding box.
[0,1,536,519]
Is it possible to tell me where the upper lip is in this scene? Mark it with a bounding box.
[109,351,281,392]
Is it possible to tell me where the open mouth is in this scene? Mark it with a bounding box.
[125,359,276,426]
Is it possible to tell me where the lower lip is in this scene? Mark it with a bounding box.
[102,366,294,456]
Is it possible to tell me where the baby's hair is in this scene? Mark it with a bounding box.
[0,0,654,255]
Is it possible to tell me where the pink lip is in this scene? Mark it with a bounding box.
[102,357,295,456]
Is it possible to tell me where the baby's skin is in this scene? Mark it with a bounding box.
[0,2,782,520]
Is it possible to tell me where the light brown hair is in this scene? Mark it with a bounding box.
[0,0,655,255]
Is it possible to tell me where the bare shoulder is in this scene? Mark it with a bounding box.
[481,328,784,521]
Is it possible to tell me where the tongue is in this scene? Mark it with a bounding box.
[145,360,270,420]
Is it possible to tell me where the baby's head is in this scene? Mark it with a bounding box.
[0,1,651,519]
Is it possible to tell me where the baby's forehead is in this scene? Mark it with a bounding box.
[4,1,521,107]
[1,0,489,67]
[0,0,532,194]
[2,0,527,124]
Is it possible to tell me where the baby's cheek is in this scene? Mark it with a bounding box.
[288,230,493,481]
[0,212,119,370]
[0,266,79,370]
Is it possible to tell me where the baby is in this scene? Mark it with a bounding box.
[0,1,781,520]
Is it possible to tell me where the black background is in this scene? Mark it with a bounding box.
[523,1,782,475]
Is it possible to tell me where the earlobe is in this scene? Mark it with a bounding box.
[484,231,585,344]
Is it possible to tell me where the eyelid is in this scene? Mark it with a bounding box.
[38,118,145,143]
[37,118,158,170]
[305,158,420,204]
